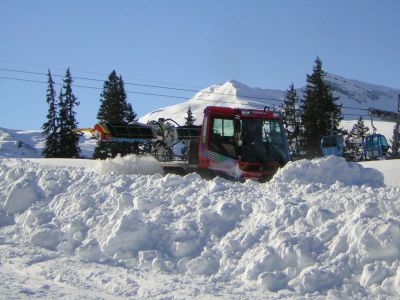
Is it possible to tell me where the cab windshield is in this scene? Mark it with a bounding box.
[240,118,289,164]
[208,116,290,164]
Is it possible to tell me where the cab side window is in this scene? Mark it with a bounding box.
[209,118,236,158]
[212,118,234,137]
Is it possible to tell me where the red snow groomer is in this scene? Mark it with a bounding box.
[78,106,290,181]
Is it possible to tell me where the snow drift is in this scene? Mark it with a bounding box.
[1,156,400,298]
[272,156,384,187]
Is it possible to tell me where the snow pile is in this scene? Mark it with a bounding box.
[1,157,400,298]
[93,154,164,176]
[272,156,385,187]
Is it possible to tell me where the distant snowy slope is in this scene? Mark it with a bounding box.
[0,127,43,158]
[326,73,400,113]
[78,133,97,158]
[139,74,400,125]
[360,159,400,187]
[0,127,96,158]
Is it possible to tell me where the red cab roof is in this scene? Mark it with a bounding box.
[204,106,282,120]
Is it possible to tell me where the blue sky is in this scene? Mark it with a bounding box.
[1,0,399,129]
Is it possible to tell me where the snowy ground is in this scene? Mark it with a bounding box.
[1,155,400,299]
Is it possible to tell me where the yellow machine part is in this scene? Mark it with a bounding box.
[72,127,94,133]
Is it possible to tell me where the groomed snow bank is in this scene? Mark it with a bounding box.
[93,154,165,175]
[272,156,384,187]
[27,154,164,176]
[1,156,400,298]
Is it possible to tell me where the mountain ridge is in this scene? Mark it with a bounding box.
[140,73,400,125]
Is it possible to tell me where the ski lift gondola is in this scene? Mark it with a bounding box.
[364,133,389,159]
[364,110,390,159]
[321,134,344,156]
[320,113,344,156]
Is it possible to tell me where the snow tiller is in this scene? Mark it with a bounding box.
[76,106,291,181]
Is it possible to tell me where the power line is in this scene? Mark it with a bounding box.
[0,75,266,108]
[0,68,377,113]
[0,59,202,89]
[0,67,284,103]
[0,76,47,85]
[0,75,383,124]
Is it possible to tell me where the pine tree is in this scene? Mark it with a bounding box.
[300,57,342,158]
[120,76,137,124]
[343,116,369,161]
[94,71,138,159]
[125,103,137,124]
[390,121,400,158]
[96,71,125,123]
[57,88,68,157]
[281,83,300,157]
[184,106,196,126]
[42,70,59,158]
[57,68,81,158]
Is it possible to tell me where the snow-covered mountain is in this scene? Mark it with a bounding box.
[140,80,285,125]
[326,73,400,113]
[140,74,400,125]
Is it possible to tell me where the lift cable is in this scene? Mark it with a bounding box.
[0,69,382,113]
[0,67,284,103]
[0,75,268,108]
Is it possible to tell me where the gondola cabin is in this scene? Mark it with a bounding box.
[321,135,344,156]
[364,133,389,159]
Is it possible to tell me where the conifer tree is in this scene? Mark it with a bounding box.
[57,88,68,157]
[96,71,126,123]
[120,76,137,124]
[94,71,137,159]
[343,116,369,161]
[125,103,137,124]
[281,83,300,157]
[42,70,59,158]
[184,106,196,126]
[390,121,400,158]
[57,68,81,158]
[300,57,342,157]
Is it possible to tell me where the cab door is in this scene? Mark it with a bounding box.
[198,112,239,172]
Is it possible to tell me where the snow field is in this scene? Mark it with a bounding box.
[1,155,400,298]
